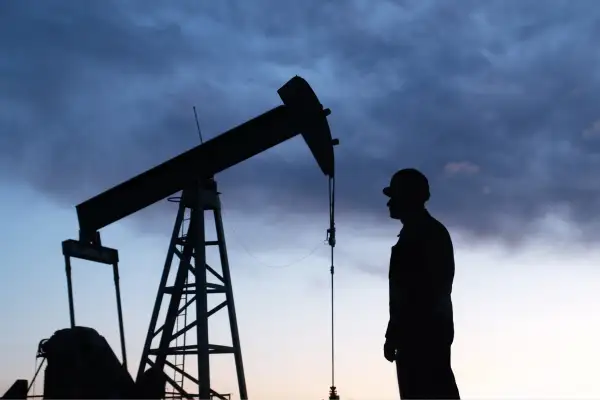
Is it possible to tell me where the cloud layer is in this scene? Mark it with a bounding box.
[2,0,600,242]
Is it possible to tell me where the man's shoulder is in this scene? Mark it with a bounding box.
[398,213,452,243]
[420,215,453,245]
[429,215,451,235]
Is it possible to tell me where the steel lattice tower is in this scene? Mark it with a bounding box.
[137,177,247,400]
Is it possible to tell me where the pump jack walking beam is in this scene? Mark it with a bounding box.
[75,76,337,245]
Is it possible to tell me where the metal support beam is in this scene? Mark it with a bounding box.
[137,178,247,400]
[193,181,210,400]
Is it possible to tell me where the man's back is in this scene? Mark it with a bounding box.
[387,210,455,344]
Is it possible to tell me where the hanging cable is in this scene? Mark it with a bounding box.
[219,199,325,269]
[27,356,45,396]
[326,175,339,400]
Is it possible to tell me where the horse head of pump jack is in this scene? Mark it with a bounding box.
[277,76,338,178]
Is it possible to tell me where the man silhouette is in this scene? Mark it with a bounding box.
[382,168,460,399]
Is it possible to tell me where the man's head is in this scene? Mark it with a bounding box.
[383,168,430,222]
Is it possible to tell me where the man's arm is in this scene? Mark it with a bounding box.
[386,277,400,339]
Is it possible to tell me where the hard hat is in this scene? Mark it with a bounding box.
[383,168,430,202]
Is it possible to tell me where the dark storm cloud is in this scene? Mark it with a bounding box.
[2,0,600,241]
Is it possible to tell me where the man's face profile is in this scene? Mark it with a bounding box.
[387,190,424,221]
[387,192,405,220]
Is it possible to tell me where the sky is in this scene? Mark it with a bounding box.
[2,0,600,398]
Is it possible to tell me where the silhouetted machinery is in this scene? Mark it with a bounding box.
[2,76,339,399]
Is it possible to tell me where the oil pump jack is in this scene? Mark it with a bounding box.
[2,76,339,400]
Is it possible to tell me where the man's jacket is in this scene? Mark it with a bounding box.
[386,211,455,345]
